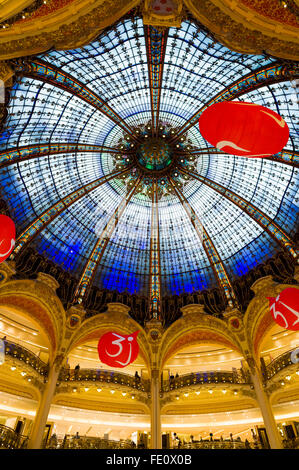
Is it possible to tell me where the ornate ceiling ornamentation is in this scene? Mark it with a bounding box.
[143,0,184,27]
[184,0,299,60]
[0,0,297,60]
[0,13,298,326]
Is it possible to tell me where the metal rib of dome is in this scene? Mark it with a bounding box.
[0,16,298,313]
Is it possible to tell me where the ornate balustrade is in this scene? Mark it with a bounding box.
[161,370,250,392]
[3,340,49,376]
[59,367,150,392]
[265,348,298,380]
[47,434,136,449]
[0,424,28,449]
[182,440,247,449]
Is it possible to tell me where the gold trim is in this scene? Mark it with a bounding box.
[184,0,299,60]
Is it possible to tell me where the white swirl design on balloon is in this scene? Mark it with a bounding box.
[0,238,15,258]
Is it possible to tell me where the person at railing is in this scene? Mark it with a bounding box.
[74,364,80,379]
[245,439,251,449]
[134,371,140,383]
[65,360,71,380]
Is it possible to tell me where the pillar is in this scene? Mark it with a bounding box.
[150,369,162,449]
[249,360,283,449]
[27,357,62,449]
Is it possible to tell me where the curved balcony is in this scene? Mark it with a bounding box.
[46,435,136,449]
[265,348,299,380]
[161,370,251,393]
[182,440,247,449]
[0,424,28,449]
[58,368,150,393]
[3,340,49,376]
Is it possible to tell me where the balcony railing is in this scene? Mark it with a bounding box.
[58,367,150,392]
[3,340,49,376]
[265,348,298,380]
[161,370,250,392]
[46,435,136,449]
[0,424,28,449]
[182,440,247,449]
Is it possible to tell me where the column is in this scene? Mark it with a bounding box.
[150,369,162,449]
[249,361,283,449]
[27,360,60,449]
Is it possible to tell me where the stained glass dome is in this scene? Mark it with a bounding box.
[0,15,298,315]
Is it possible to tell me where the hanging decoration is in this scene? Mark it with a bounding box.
[97,331,140,368]
[0,215,16,263]
[198,101,289,157]
[268,287,299,331]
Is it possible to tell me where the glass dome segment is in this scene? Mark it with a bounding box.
[0,15,297,308]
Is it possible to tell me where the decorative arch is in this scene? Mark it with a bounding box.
[158,305,244,370]
[0,274,66,359]
[66,304,152,371]
[243,276,299,362]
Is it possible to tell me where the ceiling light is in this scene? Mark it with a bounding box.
[84,387,89,392]
[21,372,26,376]
[176,396,179,400]
[131,395,135,399]
[208,390,213,394]
[184,393,189,397]
[97,388,102,392]
[10,366,16,371]
[110,390,115,394]
[222,390,227,394]
[122,392,126,396]
[286,376,291,381]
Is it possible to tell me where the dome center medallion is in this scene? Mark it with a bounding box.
[136,138,173,173]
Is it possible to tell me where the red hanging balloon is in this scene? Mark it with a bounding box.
[268,288,299,331]
[198,101,289,157]
[0,215,16,264]
[97,330,140,368]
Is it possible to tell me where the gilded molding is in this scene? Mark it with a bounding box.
[0,60,14,83]
[143,0,184,27]
[158,306,245,370]
[0,260,16,284]
[0,277,66,356]
[65,304,152,370]
[184,0,299,60]
[0,0,297,61]
[0,0,141,60]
